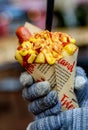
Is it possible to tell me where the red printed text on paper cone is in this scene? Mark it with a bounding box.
[61,94,75,109]
[26,64,36,74]
[58,58,75,72]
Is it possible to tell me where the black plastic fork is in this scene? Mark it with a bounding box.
[45,0,54,31]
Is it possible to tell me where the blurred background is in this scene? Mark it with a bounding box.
[0,0,88,130]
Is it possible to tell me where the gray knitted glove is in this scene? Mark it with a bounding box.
[20,67,88,130]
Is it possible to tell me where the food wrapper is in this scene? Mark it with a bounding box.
[16,22,79,111]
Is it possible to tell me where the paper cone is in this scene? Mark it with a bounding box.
[24,49,78,111]
[55,49,79,111]
[25,63,56,89]
[16,22,79,111]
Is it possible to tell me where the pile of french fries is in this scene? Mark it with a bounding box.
[15,26,77,66]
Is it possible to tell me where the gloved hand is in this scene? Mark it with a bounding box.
[20,67,88,130]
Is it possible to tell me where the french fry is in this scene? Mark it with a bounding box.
[35,52,45,63]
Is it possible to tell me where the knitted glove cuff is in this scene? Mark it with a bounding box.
[27,107,88,130]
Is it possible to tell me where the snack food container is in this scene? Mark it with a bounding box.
[16,22,79,111]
